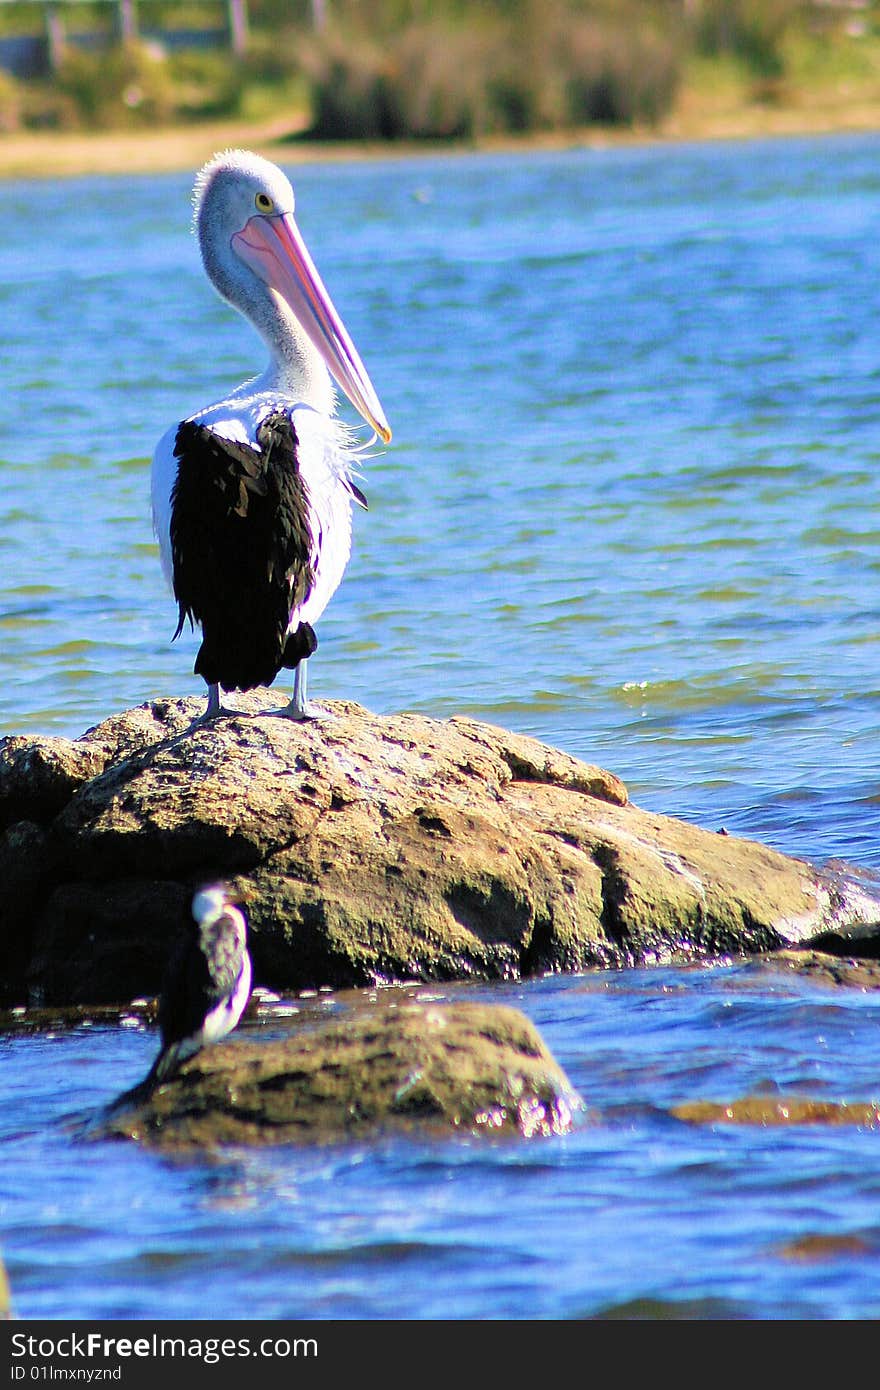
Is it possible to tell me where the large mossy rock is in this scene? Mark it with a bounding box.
[97,1000,582,1148]
[2,694,878,1006]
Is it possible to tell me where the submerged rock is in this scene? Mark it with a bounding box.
[2,694,879,1006]
[673,1096,880,1128]
[97,1000,582,1148]
[758,949,880,992]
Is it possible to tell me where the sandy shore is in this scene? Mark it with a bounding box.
[0,117,313,181]
[0,95,879,181]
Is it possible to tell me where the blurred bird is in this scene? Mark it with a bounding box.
[145,883,252,1088]
[150,148,391,720]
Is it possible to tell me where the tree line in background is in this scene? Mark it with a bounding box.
[0,0,873,136]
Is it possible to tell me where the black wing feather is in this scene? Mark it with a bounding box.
[169,411,316,691]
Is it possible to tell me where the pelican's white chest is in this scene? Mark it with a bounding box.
[288,405,360,629]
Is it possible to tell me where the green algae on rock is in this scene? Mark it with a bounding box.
[97,1001,584,1148]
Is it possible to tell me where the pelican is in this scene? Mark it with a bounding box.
[151,149,391,719]
[146,884,252,1088]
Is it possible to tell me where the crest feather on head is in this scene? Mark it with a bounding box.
[191,149,293,232]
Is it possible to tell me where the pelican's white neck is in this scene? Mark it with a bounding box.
[197,190,334,412]
[256,290,336,412]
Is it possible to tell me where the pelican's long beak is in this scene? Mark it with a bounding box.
[232,212,391,443]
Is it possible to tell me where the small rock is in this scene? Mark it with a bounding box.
[759,950,880,992]
[673,1095,880,1127]
[97,1001,584,1148]
[0,1252,10,1319]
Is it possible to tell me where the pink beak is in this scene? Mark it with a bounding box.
[232,211,391,444]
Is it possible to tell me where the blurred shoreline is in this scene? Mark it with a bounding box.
[1,95,880,181]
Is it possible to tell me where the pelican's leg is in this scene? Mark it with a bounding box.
[281,659,326,722]
[193,682,234,724]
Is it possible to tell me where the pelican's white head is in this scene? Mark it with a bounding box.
[193,149,391,442]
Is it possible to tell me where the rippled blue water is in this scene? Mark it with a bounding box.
[2,133,880,1320]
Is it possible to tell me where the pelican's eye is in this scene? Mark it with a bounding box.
[255,192,274,213]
